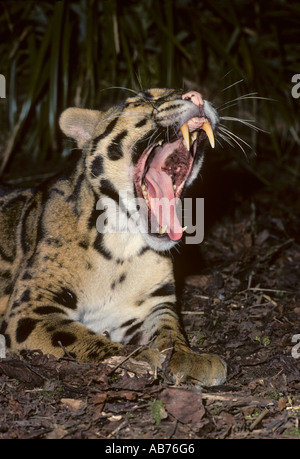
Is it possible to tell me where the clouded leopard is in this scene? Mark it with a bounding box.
[0,88,226,387]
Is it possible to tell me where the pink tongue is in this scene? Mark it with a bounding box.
[145,167,183,241]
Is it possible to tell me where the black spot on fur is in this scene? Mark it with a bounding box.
[0,320,8,334]
[135,118,148,128]
[136,299,144,307]
[22,271,32,280]
[0,245,14,263]
[100,179,119,203]
[111,273,126,290]
[91,155,104,177]
[93,233,112,260]
[11,300,20,310]
[0,270,11,280]
[78,240,89,250]
[88,191,102,230]
[4,283,13,295]
[119,273,126,283]
[34,306,66,315]
[93,118,118,144]
[20,200,38,254]
[151,282,175,297]
[52,288,77,310]
[20,289,31,303]
[16,318,38,343]
[141,90,154,100]
[107,130,128,160]
[51,331,77,347]
[99,178,131,219]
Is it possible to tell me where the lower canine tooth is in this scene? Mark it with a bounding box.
[182,226,187,233]
[191,131,198,143]
[180,123,190,150]
[159,225,167,234]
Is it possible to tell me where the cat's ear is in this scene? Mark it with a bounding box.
[59,108,101,147]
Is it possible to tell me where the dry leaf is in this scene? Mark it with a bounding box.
[61,398,86,412]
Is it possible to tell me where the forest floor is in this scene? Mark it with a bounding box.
[0,169,300,440]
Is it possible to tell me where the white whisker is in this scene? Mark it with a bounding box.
[220,116,269,134]
[217,92,273,110]
[221,79,244,92]
[218,125,252,157]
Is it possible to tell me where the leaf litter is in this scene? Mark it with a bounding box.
[0,186,300,439]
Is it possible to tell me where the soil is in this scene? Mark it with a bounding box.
[0,166,299,440]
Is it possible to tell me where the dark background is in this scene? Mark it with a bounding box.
[0,0,299,255]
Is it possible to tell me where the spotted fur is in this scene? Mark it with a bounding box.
[0,88,226,387]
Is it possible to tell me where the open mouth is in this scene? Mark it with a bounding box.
[134,115,215,242]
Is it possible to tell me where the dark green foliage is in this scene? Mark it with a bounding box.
[0,0,299,182]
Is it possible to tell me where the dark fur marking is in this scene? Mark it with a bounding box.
[100,178,131,219]
[66,173,84,217]
[20,200,38,255]
[88,191,102,230]
[138,247,150,256]
[20,289,31,303]
[111,273,126,289]
[11,300,20,310]
[52,288,77,310]
[93,118,118,144]
[93,233,112,260]
[91,155,104,177]
[16,318,39,343]
[78,240,89,250]
[51,187,65,196]
[4,283,13,295]
[107,130,128,161]
[120,319,136,328]
[0,246,14,263]
[141,90,154,100]
[34,306,67,315]
[128,332,142,345]
[119,273,126,283]
[124,321,142,338]
[0,270,11,280]
[100,179,119,204]
[135,118,148,128]
[159,102,182,113]
[51,331,77,347]
[0,320,7,334]
[151,282,175,297]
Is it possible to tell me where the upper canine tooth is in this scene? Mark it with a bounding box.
[157,139,163,146]
[201,121,215,149]
[180,123,190,150]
